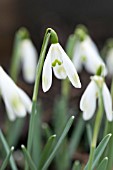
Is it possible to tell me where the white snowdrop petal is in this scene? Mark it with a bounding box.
[42,49,52,92]
[0,66,30,120]
[53,64,67,79]
[56,43,81,88]
[81,37,107,76]
[50,44,62,63]
[87,36,100,55]
[12,99,26,117]
[106,49,113,75]
[17,87,32,113]
[4,97,16,121]
[73,41,83,72]
[21,39,37,83]
[62,54,81,88]
[80,81,97,120]
[102,83,113,121]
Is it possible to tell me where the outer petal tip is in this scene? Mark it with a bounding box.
[42,75,52,92]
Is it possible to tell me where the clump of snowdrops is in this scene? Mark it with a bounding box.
[0,25,113,170]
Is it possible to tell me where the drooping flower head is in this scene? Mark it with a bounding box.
[0,66,32,121]
[11,27,37,83]
[72,25,107,76]
[42,43,81,92]
[80,75,113,121]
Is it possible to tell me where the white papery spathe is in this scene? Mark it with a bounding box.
[106,48,113,75]
[73,36,107,76]
[20,39,37,83]
[42,43,81,92]
[0,66,32,121]
[80,75,113,121]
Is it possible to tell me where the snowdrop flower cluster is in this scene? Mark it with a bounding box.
[0,66,32,121]
[20,39,37,83]
[42,43,81,92]
[80,75,113,121]
[73,30,107,76]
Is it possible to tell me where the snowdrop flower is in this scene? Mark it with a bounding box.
[0,66,32,121]
[73,35,107,76]
[20,39,37,83]
[80,75,113,121]
[42,43,81,92]
[106,48,113,75]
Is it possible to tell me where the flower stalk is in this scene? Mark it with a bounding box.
[26,28,58,170]
[88,89,104,170]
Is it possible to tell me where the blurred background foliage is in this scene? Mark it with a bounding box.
[1,0,113,67]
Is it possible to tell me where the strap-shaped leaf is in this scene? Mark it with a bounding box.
[0,146,14,170]
[69,115,85,157]
[41,116,75,170]
[97,157,108,170]
[86,124,92,147]
[32,102,42,166]
[21,145,37,170]
[7,118,25,147]
[38,134,56,169]
[0,130,17,170]
[84,133,112,170]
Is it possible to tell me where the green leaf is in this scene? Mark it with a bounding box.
[27,101,38,153]
[69,115,85,157]
[0,130,18,170]
[21,145,37,170]
[53,96,69,170]
[84,133,112,170]
[32,102,42,166]
[102,121,113,170]
[38,134,56,169]
[42,123,53,139]
[97,157,108,170]
[0,146,14,170]
[41,116,75,170]
[7,118,25,147]
[72,160,81,170]
[86,124,92,147]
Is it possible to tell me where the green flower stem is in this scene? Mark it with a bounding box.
[32,31,51,101]
[88,90,103,170]
[26,28,58,170]
[32,28,58,102]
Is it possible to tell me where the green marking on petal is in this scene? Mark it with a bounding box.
[52,59,62,67]
[81,55,87,62]
[43,76,48,88]
[11,96,21,110]
[73,74,79,85]
[57,66,66,75]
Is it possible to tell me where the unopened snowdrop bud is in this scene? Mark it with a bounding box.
[20,39,37,83]
[0,66,32,121]
[73,30,107,76]
[42,43,81,92]
[80,75,113,121]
